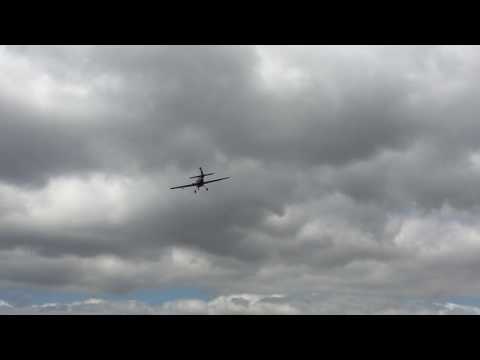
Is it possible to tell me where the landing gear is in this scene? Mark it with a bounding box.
[194,189,197,194]
[206,187,209,191]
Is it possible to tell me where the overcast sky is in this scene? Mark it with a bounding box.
[1,45,480,314]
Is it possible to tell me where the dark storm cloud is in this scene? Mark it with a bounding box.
[1,45,296,264]
[327,141,480,212]
[0,226,128,258]
[2,45,424,178]
[0,46,261,184]
[0,97,98,186]
[215,76,419,167]
[0,163,295,263]
[0,249,81,288]
[3,45,480,306]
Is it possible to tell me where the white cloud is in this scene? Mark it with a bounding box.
[1,294,479,315]
[0,175,130,229]
[256,46,308,94]
[0,299,13,308]
[438,302,480,315]
[0,293,300,314]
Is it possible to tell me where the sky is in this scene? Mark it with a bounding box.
[1,45,480,314]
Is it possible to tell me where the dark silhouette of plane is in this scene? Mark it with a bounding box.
[170,167,230,194]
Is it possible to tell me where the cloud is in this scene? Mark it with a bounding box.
[2,46,480,312]
[0,299,13,308]
[0,293,478,315]
[0,293,299,315]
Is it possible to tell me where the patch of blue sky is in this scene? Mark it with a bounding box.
[0,286,215,308]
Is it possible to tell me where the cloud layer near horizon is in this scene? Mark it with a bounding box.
[1,294,479,315]
[2,45,480,313]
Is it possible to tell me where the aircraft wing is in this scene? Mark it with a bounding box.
[170,183,196,189]
[203,177,230,185]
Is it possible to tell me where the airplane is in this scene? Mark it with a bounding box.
[169,167,230,194]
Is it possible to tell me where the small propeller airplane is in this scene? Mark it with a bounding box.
[169,167,230,194]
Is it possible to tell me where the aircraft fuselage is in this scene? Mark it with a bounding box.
[194,177,205,188]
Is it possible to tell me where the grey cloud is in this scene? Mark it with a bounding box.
[2,45,424,179]
[0,98,97,186]
[0,46,260,184]
[327,141,480,212]
[2,46,480,310]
